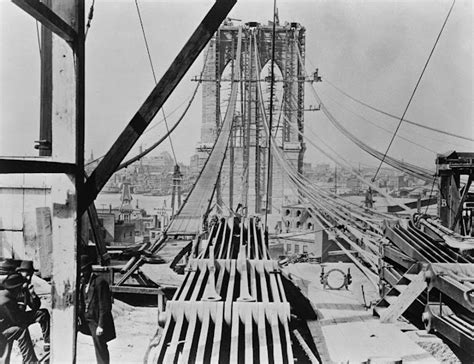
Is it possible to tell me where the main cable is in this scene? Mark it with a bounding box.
[135,0,178,165]
[324,78,473,143]
[373,0,456,181]
[264,0,277,229]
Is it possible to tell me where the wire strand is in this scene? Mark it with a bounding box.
[324,78,473,143]
[135,0,178,165]
[372,0,456,181]
[264,0,277,229]
[35,21,42,61]
[84,0,96,40]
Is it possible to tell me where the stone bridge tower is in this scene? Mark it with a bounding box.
[196,19,306,216]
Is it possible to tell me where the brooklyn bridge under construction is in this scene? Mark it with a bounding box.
[0,0,473,363]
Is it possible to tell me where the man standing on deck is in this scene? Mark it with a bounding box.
[78,255,116,364]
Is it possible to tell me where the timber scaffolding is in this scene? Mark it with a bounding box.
[0,0,238,361]
[145,217,319,363]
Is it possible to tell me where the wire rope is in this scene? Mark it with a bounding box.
[373,0,457,181]
[135,0,178,165]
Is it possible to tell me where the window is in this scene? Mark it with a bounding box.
[294,244,300,254]
[296,221,301,228]
[307,222,313,230]
[303,245,308,253]
[286,243,291,253]
[151,232,156,239]
[285,209,290,216]
[296,210,301,217]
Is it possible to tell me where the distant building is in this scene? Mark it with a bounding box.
[94,183,167,246]
[346,177,362,194]
[278,204,325,258]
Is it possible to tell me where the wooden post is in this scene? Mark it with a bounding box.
[39,0,52,157]
[49,0,83,362]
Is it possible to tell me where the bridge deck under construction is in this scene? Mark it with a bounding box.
[286,262,440,363]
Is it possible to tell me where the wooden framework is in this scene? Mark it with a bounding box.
[79,0,237,215]
[5,0,237,361]
[5,0,85,362]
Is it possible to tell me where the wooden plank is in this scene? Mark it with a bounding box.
[22,210,41,268]
[87,203,111,265]
[39,2,53,157]
[269,306,284,363]
[225,260,235,322]
[163,305,184,363]
[195,305,211,362]
[0,159,76,174]
[244,306,253,363]
[210,303,224,361]
[257,304,269,364]
[111,286,161,295]
[48,0,83,361]
[36,207,53,278]
[229,302,240,363]
[80,0,236,214]
[12,0,77,42]
[380,272,426,323]
[179,307,197,364]
[50,175,77,362]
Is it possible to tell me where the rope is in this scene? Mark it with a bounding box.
[424,176,438,215]
[84,0,96,40]
[319,90,437,153]
[134,0,178,165]
[35,21,41,61]
[324,78,474,143]
[373,0,457,181]
[295,43,434,182]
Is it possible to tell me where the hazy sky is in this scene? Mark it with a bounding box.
[1,0,472,171]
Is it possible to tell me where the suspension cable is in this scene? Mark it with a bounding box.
[373,0,456,181]
[84,0,96,40]
[324,78,474,143]
[320,90,438,153]
[264,0,277,229]
[35,21,41,61]
[134,0,178,165]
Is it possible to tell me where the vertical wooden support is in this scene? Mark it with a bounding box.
[39,0,53,157]
[49,0,83,362]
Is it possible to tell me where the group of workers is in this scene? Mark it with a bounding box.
[0,255,115,364]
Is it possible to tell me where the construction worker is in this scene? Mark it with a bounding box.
[0,273,38,363]
[15,260,50,352]
[78,255,115,364]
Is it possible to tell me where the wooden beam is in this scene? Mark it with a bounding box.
[111,285,161,295]
[79,0,237,215]
[87,204,111,265]
[0,158,76,174]
[49,0,83,362]
[450,174,473,231]
[12,0,77,43]
[39,2,53,157]
[379,272,426,323]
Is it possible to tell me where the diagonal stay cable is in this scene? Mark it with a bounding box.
[373,0,456,181]
[135,0,178,165]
